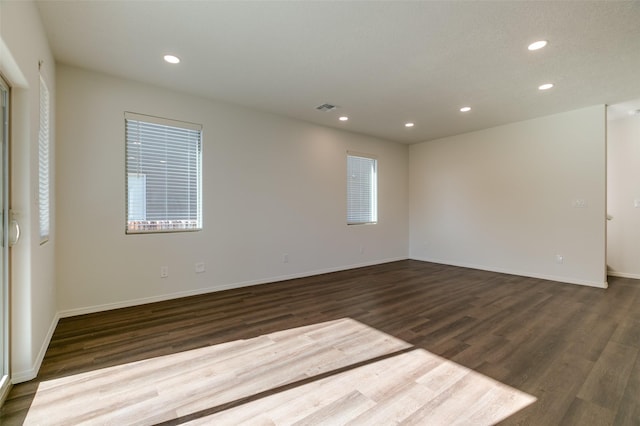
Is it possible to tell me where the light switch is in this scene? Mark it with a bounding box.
[572,199,588,208]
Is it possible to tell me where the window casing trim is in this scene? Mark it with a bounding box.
[124,112,202,132]
[125,112,203,234]
[347,151,378,226]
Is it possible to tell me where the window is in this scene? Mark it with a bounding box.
[38,76,50,243]
[125,112,202,234]
[347,152,377,225]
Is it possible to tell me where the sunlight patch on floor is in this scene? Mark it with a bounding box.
[24,318,535,425]
[185,348,536,425]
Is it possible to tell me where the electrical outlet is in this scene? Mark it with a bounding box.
[160,266,169,278]
[195,262,205,273]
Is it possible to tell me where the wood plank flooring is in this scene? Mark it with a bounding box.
[1,260,639,425]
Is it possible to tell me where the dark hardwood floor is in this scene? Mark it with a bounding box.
[1,260,638,424]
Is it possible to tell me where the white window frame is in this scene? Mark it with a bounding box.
[347,152,378,225]
[125,112,202,234]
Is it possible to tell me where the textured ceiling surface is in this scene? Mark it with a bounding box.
[36,1,640,143]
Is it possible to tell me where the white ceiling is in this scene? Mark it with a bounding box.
[36,0,640,144]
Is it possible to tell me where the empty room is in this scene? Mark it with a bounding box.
[1,1,639,424]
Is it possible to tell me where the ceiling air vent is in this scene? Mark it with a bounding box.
[315,103,337,112]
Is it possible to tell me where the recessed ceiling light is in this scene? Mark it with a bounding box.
[460,106,471,112]
[339,116,349,121]
[528,40,548,51]
[405,122,415,128]
[538,83,554,91]
[163,54,180,64]
[629,109,640,116]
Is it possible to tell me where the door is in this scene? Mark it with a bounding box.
[0,76,10,399]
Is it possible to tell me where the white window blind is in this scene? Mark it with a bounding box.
[347,153,378,225]
[125,112,202,234]
[38,76,50,243]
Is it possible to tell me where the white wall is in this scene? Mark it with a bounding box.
[0,0,57,382]
[607,114,640,279]
[56,65,409,315]
[409,106,607,287]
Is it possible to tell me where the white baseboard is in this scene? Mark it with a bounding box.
[410,256,608,289]
[58,257,408,318]
[607,271,640,280]
[12,312,60,384]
